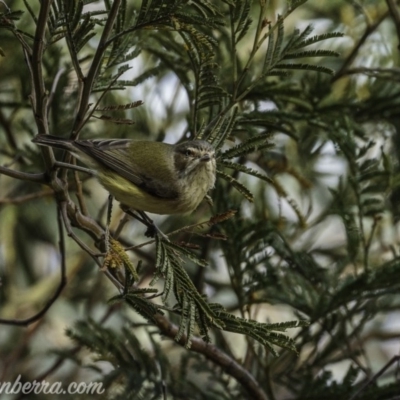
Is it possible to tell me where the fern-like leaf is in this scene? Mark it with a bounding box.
[219,134,273,158]
[217,169,254,201]
[274,63,335,75]
[283,49,339,59]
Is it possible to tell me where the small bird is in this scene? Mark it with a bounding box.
[32,135,217,215]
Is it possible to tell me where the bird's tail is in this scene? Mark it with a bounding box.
[32,134,75,151]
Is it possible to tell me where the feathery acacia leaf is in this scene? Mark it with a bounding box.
[219,134,273,158]
[292,31,344,49]
[217,169,254,201]
[274,63,335,75]
[95,101,143,111]
[219,160,275,186]
[8,1,396,398]
[283,49,339,59]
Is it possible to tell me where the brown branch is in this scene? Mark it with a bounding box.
[47,67,66,113]
[154,314,269,400]
[60,200,124,290]
[0,109,17,150]
[53,161,95,175]
[349,355,400,400]
[0,188,53,204]
[30,1,56,172]
[72,0,122,137]
[333,9,389,81]
[0,0,10,13]
[31,0,52,134]
[386,0,400,49]
[80,63,131,130]
[0,205,67,326]
[3,11,33,57]
[73,170,89,216]
[0,165,46,183]
[60,200,101,257]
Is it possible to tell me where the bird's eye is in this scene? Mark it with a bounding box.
[185,149,195,157]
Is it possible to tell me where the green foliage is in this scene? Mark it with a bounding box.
[1,0,400,399]
[66,319,166,399]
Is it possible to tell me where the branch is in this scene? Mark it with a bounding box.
[386,0,400,49]
[31,0,52,134]
[0,165,46,183]
[0,188,53,204]
[0,109,17,150]
[154,314,269,400]
[29,1,57,172]
[349,355,400,400]
[0,206,67,326]
[72,0,122,136]
[47,67,66,113]
[333,9,389,81]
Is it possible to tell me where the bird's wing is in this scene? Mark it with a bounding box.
[74,140,179,199]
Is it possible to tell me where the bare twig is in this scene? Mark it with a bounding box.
[80,65,131,129]
[0,109,18,150]
[0,165,46,183]
[30,1,56,172]
[60,200,124,290]
[54,161,95,175]
[47,67,66,113]
[65,16,85,81]
[31,0,52,134]
[125,212,229,250]
[60,201,100,257]
[114,213,130,239]
[0,0,10,13]
[386,0,400,49]
[72,0,122,136]
[2,10,32,56]
[349,355,400,400]
[0,188,53,204]
[333,9,389,81]
[154,314,269,400]
[73,169,89,216]
[0,206,67,326]
[343,66,400,78]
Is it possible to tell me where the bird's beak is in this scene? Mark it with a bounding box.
[200,153,211,162]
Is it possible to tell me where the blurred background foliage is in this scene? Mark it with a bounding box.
[1,0,400,399]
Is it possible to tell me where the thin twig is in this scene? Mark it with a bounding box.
[386,0,400,49]
[333,9,389,81]
[65,12,85,82]
[79,64,131,130]
[0,109,18,150]
[31,0,52,135]
[60,200,124,291]
[73,169,89,216]
[0,0,10,13]
[0,165,46,183]
[47,67,66,113]
[0,188,53,204]
[54,161,95,175]
[104,16,168,47]
[125,217,211,250]
[0,206,67,326]
[154,314,269,400]
[72,0,122,136]
[349,355,400,400]
[114,213,130,239]
[60,201,100,257]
